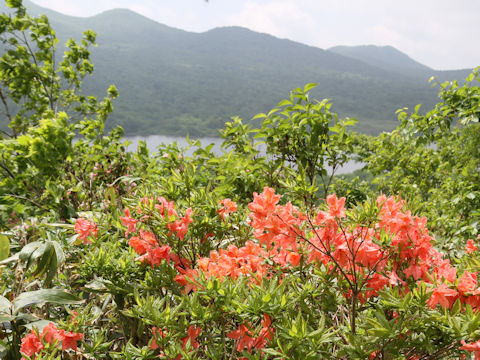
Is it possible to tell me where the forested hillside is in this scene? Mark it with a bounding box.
[0,1,472,135]
[329,44,470,81]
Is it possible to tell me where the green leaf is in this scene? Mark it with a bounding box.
[466,193,476,200]
[303,83,318,92]
[0,295,11,313]
[0,314,14,322]
[6,0,22,8]
[32,241,54,278]
[45,243,60,285]
[15,313,41,323]
[266,108,280,117]
[262,348,285,357]
[24,320,54,331]
[450,298,462,316]
[262,293,271,303]
[0,253,19,265]
[0,235,9,261]
[252,113,266,120]
[277,99,292,107]
[343,118,358,127]
[52,241,65,267]
[19,241,43,263]
[12,289,83,313]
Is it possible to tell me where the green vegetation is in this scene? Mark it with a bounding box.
[0,2,479,359]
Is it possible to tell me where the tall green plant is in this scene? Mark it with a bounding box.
[221,84,357,207]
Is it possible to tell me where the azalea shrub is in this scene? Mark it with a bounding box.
[3,179,479,359]
[12,187,471,359]
[119,188,480,359]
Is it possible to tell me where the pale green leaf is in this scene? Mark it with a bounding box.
[0,235,9,261]
[13,289,83,313]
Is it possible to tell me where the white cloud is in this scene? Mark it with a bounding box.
[225,1,316,41]
[31,0,88,16]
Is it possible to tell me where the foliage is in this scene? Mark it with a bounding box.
[0,0,130,225]
[359,68,480,249]
[253,84,357,202]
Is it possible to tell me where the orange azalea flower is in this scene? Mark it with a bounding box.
[174,268,201,293]
[248,187,281,219]
[136,189,480,321]
[20,323,82,359]
[155,196,178,218]
[181,325,201,350]
[218,198,237,220]
[149,327,166,350]
[286,251,301,267]
[254,314,274,349]
[427,283,459,309]
[121,208,138,237]
[142,245,171,267]
[20,331,43,359]
[326,194,346,218]
[458,271,479,295]
[61,331,83,351]
[459,339,480,360]
[128,230,157,255]
[434,258,457,283]
[227,323,255,352]
[74,218,98,244]
[167,208,193,240]
[466,239,478,254]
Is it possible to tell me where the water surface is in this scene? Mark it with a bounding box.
[125,135,363,175]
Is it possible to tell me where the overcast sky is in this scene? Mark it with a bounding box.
[29,0,479,70]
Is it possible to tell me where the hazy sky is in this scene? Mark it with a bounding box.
[29,0,480,70]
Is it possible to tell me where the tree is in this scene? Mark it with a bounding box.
[0,0,128,224]
[0,0,118,137]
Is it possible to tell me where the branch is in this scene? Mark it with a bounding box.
[0,161,15,179]
[4,193,49,212]
[0,89,13,134]
[22,31,55,111]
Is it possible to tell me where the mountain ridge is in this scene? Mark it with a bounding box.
[0,1,473,136]
[328,45,432,73]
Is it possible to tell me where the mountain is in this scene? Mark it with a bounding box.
[328,45,471,82]
[328,45,432,74]
[0,1,473,136]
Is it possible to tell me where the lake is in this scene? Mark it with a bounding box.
[125,135,363,175]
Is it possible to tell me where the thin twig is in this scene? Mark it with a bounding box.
[4,193,49,211]
[0,162,15,179]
